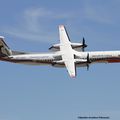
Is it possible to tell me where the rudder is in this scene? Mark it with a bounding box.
[0,36,12,57]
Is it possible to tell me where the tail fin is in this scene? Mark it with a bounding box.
[0,36,12,57]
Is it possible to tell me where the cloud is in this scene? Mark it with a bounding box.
[82,1,120,25]
[1,3,119,43]
[23,8,52,33]
[1,7,75,43]
[83,6,112,24]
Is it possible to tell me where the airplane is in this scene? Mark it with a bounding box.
[0,25,120,78]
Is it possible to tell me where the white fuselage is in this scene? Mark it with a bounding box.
[0,25,120,78]
[5,50,120,66]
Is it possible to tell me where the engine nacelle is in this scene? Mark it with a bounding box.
[71,43,84,48]
[49,44,60,51]
[49,42,87,51]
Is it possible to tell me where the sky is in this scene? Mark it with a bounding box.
[0,0,120,120]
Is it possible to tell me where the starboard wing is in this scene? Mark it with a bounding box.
[59,25,76,77]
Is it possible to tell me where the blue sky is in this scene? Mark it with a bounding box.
[0,0,120,120]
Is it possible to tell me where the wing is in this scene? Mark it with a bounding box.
[59,25,76,78]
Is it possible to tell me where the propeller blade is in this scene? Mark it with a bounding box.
[86,53,90,71]
[87,64,89,71]
[87,53,90,63]
[82,48,84,52]
[82,37,87,51]
[83,37,85,44]
[82,37,85,51]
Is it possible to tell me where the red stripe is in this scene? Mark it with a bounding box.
[107,59,120,63]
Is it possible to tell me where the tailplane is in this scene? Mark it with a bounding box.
[0,36,12,57]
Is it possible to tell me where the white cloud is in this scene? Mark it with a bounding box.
[1,4,119,43]
[81,1,120,25]
[83,7,112,24]
[1,7,75,43]
[23,8,53,33]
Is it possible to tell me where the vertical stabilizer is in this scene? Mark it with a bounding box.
[0,36,12,57]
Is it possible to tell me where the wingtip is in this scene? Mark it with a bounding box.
[59,25,65,28]
[70,74,76,78]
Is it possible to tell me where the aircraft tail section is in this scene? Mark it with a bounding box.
[0,36,12,57]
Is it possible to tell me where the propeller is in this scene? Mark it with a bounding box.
[86,53,91,71]
[82,37,87,51]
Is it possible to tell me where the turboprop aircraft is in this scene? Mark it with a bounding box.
[0,25,120,78]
